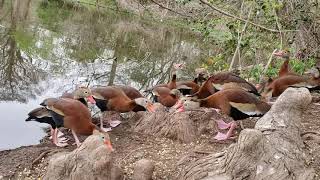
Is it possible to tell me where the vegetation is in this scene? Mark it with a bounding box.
[0,0,319,88]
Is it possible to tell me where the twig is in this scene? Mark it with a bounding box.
[32,149,61,166]
[199,0,298,33]
[229,4,252,71]
[193,150,214,154]
[301,131,320,137]
[261,49,278,82]
[273,5,283,48]
[149,0,194,19]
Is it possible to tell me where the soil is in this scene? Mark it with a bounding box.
[1,93,320,180]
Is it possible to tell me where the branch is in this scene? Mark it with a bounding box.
[261,49,278,82]
[149,0,194,19]
[199,0,298,33]
[273,5,283,48]
[229,3,252,71]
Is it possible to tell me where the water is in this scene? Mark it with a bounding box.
[0,1,215,150]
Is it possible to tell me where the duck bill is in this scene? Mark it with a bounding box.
[172,100,183,110]
[146,103,156,112]
[86,95,96,104]
[273,50,283,57]
[104,140,114,152]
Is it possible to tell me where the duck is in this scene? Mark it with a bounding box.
[145,64,182,92]
[25,107,62,144]
[273,49,298,77]
[26,86,96,143]
[91,86,155,131]
[27,98,113,150]
[189,75,216,99]
[61,86,96,106]
[195,68,208,85]
[261,74,320,100]
[178,89,271,141]
[113,85,146,112]
[176,79,200,95]
[152,87,182,108]
[209,72,260,96]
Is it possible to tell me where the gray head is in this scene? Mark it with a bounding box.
[170,89,182,98]
[134,98,155,112]
[179,97,200,110]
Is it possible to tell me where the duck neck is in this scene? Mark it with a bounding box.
[128,100,138,111]
[279,57,290,76]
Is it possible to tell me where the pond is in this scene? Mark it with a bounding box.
[0,1,215,150]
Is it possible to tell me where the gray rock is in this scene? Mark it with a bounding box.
[43,135,123,180]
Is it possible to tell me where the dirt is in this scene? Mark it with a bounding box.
[1,94,320,180]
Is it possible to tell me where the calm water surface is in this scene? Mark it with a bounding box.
[0,2,215,150]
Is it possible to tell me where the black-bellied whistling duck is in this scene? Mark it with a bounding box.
[25,107,65,144]
[152,87,182,108]
[114,85,146,112]
[145,63,185,92]
[39,98,112,150]
[261,74,320,100]
[91,86,155,131]
[195,68,208,85]
[146,73,177,91]
[26,87,96,142]
[176,79,200,95]
[189,76,216,99]
[273,49,297,77]
[178,89,271,141]
[209,72,260,96]
[61,86,96,106]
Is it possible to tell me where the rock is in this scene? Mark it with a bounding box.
[133,159,155,180]
[43,135,123,180]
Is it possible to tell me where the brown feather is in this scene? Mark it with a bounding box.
[152,87,178,107]
[46,98,95,135]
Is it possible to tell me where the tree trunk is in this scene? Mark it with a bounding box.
[0,0,5,9]
[180,88,315,180]
[108,58,118,86]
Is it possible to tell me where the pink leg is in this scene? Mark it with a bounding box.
[53,129,68,147]
[72,130,81,147]
[214,121,237,141]
[215,119,232,130]
[49,128,54,140]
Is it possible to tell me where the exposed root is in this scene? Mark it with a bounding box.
[133,107,233,143]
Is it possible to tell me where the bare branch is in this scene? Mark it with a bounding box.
[149,0,194,19]
[199,0,298,33]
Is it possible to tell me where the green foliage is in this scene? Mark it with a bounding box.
[200,55,229,72]
[290,58,316,75]
[36,1,71,32]
[12,30,35,52]
[246,58,316,82]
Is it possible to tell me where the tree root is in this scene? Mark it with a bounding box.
[179,88,316,180]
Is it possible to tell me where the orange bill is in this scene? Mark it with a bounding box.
[87,95,96,104]
[273,50,284,56]
[146,103,156,113]
[104,140,114,152]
